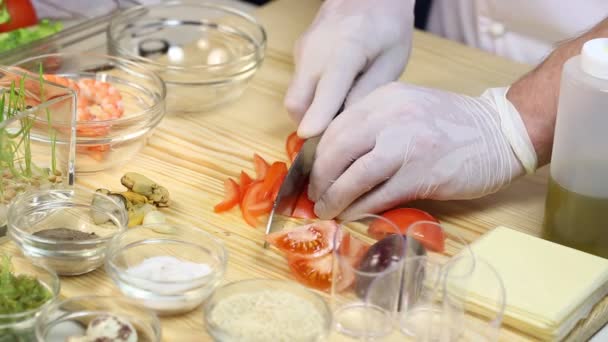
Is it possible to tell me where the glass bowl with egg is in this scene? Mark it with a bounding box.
[35,295,161,342]
[204,279,332,342]
[12,52,166,173]
[105,224,227,315]
[7,187,128,276]
[108,0,266,113]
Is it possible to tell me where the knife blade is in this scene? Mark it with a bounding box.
[264,104,345,247]
[264,136,319,247]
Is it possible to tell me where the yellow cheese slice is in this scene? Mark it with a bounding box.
[457,226,608,340]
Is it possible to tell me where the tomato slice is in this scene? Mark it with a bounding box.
[214,178,240,213]
[261,161,287,199]
[291,186,317,219]
[368,208,444,252]
[0,0,38,33]
[241,180,267,227]
[286,131,305,162]
[270,171,286,202]
[287,253,354,292]
[239,171,253,201]
[253,153,269,180]
[265,220,338,258]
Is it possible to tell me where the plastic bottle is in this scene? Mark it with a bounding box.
[542,38,608,258]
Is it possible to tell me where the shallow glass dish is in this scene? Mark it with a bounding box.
[12,52,166,173]
[8,187,128,275]
[204,279,332,342]
[108,0,266,113]
[35,295,161,342]
[105,224,227,315]
[0,257,60,342]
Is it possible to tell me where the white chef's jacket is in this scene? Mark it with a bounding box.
[428,0,608,65]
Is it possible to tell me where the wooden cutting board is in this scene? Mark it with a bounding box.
[1,0,607,340]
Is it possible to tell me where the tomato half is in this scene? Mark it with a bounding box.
[286,131,305,162]
[253,153,269,180]
[287,253,354,292]
[368,208,445,252]
[291,186,317,219]
[0,0,38,33]
[265,220,338,258]
[214,178,240,213]
[261,161,287,199]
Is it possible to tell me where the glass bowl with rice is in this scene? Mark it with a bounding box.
[7,187,128,276]
[12,52,166,174]
[204,279,332,342]
[0,256,60,342]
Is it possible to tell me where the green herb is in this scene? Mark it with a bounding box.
[0,20,63,54]
[0,255,51,315]
[0,1,9,25]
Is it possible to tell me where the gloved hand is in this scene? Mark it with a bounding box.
[284,0,415,138]
[308,83,538,219]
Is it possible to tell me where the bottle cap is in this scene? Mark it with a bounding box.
[581,38,608,80]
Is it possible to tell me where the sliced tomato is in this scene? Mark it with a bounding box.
[247,199,273,216]
[287,253,354,292]
[286,131,305,162]
[239,171,253,201]
[253,153,269,180]
[270,171,286,201]
[261,161,287,199]
[214,178,240,213]
[0,0,38,33]
[265,220,338,258]
[368,208,444,252]
[241,180,266,227]
[291,186,317,219]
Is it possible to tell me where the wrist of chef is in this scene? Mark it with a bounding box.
[482,87,538,174]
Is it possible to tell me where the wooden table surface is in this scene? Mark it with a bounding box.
[2,0,607,341]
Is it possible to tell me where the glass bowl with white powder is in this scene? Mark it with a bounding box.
[105,224,227,315]
[204,279,332,342]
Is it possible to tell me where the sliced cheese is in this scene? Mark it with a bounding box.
[455,226,608,341]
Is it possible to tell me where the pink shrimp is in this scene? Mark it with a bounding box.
[77,79,124,121]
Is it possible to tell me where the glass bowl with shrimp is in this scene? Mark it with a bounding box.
[12,53,166,173]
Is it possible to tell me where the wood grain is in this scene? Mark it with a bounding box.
[1,0,606,341]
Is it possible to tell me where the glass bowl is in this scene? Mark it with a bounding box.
[108,0,266,113]
[35,295,161,342]
[12,52,166,173]
[105,224,227,315]
[204,279,332,342]
[7,187,129,275]
[0,256,60,342]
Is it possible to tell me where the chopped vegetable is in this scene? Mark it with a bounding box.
[0,255,51,315]
[265,221,338,258]
[260,161,287,199]
[368,208,445,252]
[121,172,170,207]
[292,186,317,219]
[252,153,269,180]
[238,171,253,201]
[0,20,62,54]
[214,178,240,213]
[286,131,305,162]
[241,181,268,227]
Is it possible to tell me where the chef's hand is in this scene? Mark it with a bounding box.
[308,83,538,219]
[284,0,414,138]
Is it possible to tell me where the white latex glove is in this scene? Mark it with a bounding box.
[284,0,414,138]
[308,83,538,219]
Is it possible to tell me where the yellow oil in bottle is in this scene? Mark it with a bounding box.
[542,176,608,259]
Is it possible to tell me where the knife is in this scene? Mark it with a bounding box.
[264,105,344,247]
